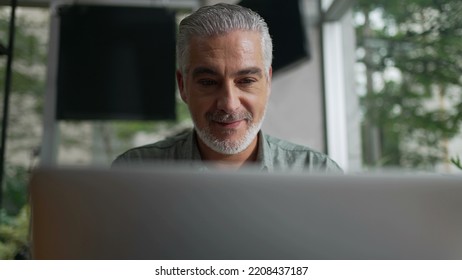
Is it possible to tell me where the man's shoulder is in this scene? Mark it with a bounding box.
[264,134,315,151]
[262,133,342,172]
[112,129,192,165]
[263,134,326,157]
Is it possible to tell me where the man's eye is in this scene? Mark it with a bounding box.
[198,79,217,86]
[238,78,256,85]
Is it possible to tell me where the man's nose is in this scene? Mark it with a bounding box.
[216,83,240,113]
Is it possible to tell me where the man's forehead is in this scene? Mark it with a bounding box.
[191,30,261,44]
[183,30,267,77]
[188,31,262,56]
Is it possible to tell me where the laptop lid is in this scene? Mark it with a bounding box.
[29,167,462,259]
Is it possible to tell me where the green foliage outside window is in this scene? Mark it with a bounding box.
[0,205,29,259]
[451,156,462,170]
[0,7,48,259]
[355,0,462,170]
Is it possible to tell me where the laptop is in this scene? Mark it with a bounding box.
[29,166,462,259]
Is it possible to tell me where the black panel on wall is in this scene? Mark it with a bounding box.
[57,5,176,120]
[238,0,310,73]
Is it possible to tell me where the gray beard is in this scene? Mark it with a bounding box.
[194,109,265,155]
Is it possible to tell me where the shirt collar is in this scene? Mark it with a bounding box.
[257,131,273,172]
[187,130,203,161]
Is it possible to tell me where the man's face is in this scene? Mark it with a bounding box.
[177,30,272,155]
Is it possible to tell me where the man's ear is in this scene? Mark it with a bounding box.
[176,70,188,103]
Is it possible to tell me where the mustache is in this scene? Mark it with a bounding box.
[206,110,253,122]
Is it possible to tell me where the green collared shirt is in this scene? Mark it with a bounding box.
[112,129,342,173]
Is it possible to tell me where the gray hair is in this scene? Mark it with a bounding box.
[176,3,273,77]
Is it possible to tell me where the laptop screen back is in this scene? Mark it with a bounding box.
[29,167,462,259]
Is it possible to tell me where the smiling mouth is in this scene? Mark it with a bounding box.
[207,110,252,129]
[215,120,244,128]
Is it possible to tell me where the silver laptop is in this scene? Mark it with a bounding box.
[29,166,462,259]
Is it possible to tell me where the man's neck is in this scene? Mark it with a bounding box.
[196,133,259,170]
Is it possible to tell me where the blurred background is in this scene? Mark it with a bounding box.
[0,0,461,259]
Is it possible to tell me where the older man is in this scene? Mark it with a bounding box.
[113,3,341,172]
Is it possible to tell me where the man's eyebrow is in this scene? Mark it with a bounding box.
[235,67,263,77]
[192,67,218,78]
[191,66,264,78]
